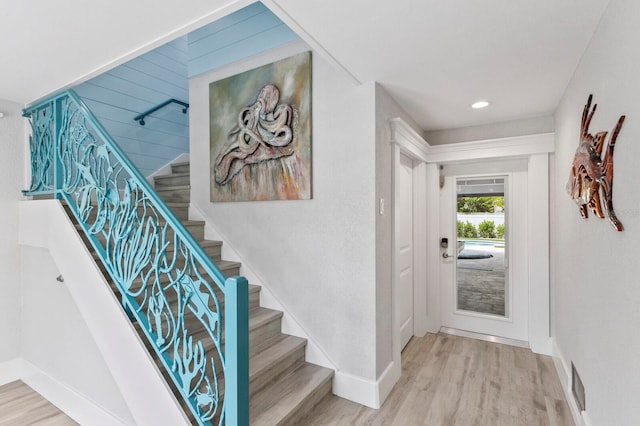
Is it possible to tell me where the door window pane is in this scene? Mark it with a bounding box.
[456,177,507,316]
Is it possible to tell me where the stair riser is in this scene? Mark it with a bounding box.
[154,174,190,188]
[205,246,222,262]
[284,376,333,424]
[169,206,189,222]
[171,163,190,174]
[250,346,305,397]
[249,319,283,358]
[166,225,205,242]
[156,189,190,203]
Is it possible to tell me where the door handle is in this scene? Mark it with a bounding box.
[441,238,451,258]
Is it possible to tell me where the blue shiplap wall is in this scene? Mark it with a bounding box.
[73,2,298,177]
[187,2,298,77]
[74,38,190,177]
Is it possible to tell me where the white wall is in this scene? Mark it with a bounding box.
[189,40,378,380]
[20,246,134,424]
[0,99,24,363]
[374,85,424,377]
[19,200,189,425]
[424,115,554,145]
[552,0,640,424]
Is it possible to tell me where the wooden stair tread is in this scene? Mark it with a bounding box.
[250,363,333,425]
[165,202,189,207]
[197,239,222,248]
[155,172,190,179]
[249,307,283,330]
[155,184,190,191]
[176,219,204,226]
[249,335,306,380]
[218,259,241,271]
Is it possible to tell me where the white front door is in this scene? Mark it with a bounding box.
[439,164,529,342]
[398,153,414,350]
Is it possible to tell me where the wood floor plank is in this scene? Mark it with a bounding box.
[303,333,574,426]
[0,381,77,426]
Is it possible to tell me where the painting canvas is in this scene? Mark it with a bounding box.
[209,51,312,202]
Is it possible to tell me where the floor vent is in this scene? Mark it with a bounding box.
[571,362,586,412]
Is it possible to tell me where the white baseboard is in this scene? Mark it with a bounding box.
[333,361,400,409]
[0,358,129,425]
[375,360,401,408]
[551,338,592,426]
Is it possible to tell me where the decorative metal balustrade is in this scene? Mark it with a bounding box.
[23,90,248,426]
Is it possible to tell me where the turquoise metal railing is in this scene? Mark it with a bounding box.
[134,98,189,126]
[23,90,249,426]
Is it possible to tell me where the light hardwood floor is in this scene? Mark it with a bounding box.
[0,334,572,425]
[0,381,76,425]
[303,333,573,425]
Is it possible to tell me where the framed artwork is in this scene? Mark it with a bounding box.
[209,51,312,202]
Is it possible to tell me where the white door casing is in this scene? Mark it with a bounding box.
[397,153,414,350]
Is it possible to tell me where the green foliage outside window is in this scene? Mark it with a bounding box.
[463,221,477,238]
[457,196,504,213]
[478,220,496,238]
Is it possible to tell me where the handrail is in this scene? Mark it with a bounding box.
[133,98,189,126]
[23,90,248,426]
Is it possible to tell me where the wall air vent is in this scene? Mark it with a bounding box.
[571,362,586,412]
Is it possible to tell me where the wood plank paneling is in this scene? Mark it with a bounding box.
[188,2,268,43]
[187,3,298,77]
[72,3,299,177]
[73,37,189,177]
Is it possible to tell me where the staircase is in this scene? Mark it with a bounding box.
[74,160,333,425]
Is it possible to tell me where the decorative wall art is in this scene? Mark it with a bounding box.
[209,51,312,202]
[566,94,626,231]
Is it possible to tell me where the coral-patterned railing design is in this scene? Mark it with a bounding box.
[23,90,249,426]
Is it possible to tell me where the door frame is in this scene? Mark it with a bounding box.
[390,118,554,362]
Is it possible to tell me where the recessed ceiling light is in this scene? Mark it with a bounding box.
[471,101,491,109]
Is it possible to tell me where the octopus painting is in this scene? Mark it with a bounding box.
[209,51,311,202]
[214,84,295,186]
[566,94,626,231]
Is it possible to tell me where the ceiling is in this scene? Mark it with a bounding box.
[0,0,610,131]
